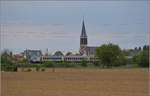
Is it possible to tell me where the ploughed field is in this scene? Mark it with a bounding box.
[1,68,149,96]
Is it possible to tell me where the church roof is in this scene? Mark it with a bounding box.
[87,46,98,49]
[80,19,87,38]
[86,46,98,56]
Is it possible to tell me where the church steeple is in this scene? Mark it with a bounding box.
[80,18,88,55]
[80,19,87,38]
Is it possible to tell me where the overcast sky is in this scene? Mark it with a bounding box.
[0,1,150,54]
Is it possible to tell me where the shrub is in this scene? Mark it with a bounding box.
[94,61,100,67]
[81,59,88,67]
[65,63,74,68]
[27,68,32,72]
[1,64,17,72]
[113,55,127,67]
[138,50,149,67]
[43,61,54,68]
[36,65,40,72]
[41,68,45,72]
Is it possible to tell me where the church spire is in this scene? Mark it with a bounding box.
[80,18,87,38]
[80,18,88,55]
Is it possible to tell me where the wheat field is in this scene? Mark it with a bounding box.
[1,68,149,96]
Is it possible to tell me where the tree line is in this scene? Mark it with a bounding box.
[96,44,149,68]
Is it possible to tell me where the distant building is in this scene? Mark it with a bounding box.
[79,19,98,57]
[42,51,87,62]
[42,19,99,62]
[86,46,97,57]
[53,51,64,56]
[80,19,88,55]
[42,55,87,62]
[42,55,63,62]
[24,50,42,63]
[65,52,73,56]
[13,54,24,63]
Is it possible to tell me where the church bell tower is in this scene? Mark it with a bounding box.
[80,19,88,55]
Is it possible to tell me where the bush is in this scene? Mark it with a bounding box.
[43,61,54,68]
[41,68,45,71]
[27,68,32,72]
[65,63,74,68]
[1,64,17,72]
[113,55,127,67]
[132,50,149,67]
[93,61,100,67]
[81,59,88,67]
[138,51,149,67]
[49,61,76,68]
[36,65,40,72]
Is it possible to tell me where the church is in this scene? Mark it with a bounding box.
[79,19,98,57]
[41,19,99,62]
